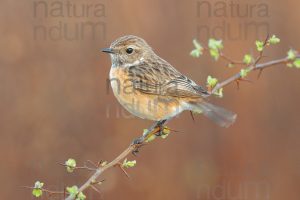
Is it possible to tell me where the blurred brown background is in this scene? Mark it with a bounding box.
[0,0,300,199]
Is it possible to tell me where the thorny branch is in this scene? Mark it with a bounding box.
[64,46,299,200]
[30,36,300,199]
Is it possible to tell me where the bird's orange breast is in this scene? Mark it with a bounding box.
[109,67,185,120]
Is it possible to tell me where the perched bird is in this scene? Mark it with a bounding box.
[102,35,236,128]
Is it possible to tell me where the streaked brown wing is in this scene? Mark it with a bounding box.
[127,60,208,98]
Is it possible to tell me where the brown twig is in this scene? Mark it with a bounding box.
[22,186,65,196]
[64,52,300,199]
[211,56,297,94]
[65,122,163,200]
[219,51,245,65]
[116,162,130,178]
[59,163,97,172]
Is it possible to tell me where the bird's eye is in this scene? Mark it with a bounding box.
[126,47,134,54]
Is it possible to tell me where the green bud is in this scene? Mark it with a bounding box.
[66,185,86,200]
[66,186,78,196]
[208,38,223,60]
[214,88,223,98]
[240,68,251,78]
[209,49,220,60]
[207,75,218,88]
[255,40,264,52]
[161,127,170,139]
[193,39,203,50]
[32,181,44,198]
[77,192,86,200]
[208,38,223,50]
[293,59,300,68]
[65,158,76,173]
[287,49,297,60]
[243,54,253,65]
[122,158,137,168]
[268,35,280,45]
[190,39,203,58]
[145,134,156,142]
[190,49,201,58]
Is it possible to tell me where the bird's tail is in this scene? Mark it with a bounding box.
[189,101,237,128]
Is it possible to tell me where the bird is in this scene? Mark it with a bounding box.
[102,35,236,130]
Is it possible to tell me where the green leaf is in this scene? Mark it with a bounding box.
[206,75,222,97]
[77,192,86,200]
[243,54,253,65]
[287,49,297,60]
[208,38,223,61]
[32,188,43,198]
[268,35,280,45]
[207,75,218,88]
[190,49,201,58]
[293,59,300,68]
[161,127,170,139]
[214,88,223,98]
[122,158,137,168]
[67,186,79,198]
[208,38,223,50]
[34,181,44,189]
[67,186,78,195]
[255,40,264,52]
[66,186,86,200]
[143,129,156,142]
[65,158,76,173]
[193,39,203,50]
[32,181,44,198]
[209,49,220,60]
[190,39,203,58]
[145,134,156,142]
[287,63,293,68]
[240,68,251,78]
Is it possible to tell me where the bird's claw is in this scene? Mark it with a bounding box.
[131,136,145,156]
[132,136,144,145]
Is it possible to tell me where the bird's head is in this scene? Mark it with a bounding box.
[102,35,154,67]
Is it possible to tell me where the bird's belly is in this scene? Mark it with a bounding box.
[109,67,185,120]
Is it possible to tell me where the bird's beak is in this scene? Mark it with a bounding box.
[101,48,115,54]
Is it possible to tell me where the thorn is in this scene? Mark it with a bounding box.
[257,69,264,79]
[239,78,253,83]
[131,143,146,156]
[235,79,240,90]
[64,185,66,199]
[116,163,130,178]
[264,33,270,45]
[90,185,101,194]
[132,149,139,156]
[97,160,104,167]
[190,111,195,122]
[86,160,98,168]
[91,179,105,186]
[165,127,181,133]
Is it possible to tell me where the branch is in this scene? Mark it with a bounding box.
[211,56,294,94]
[65,122,164,200]
[28,35,300,200]
[65,55,299,200]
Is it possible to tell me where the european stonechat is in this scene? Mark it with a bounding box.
[102,35,236,127]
